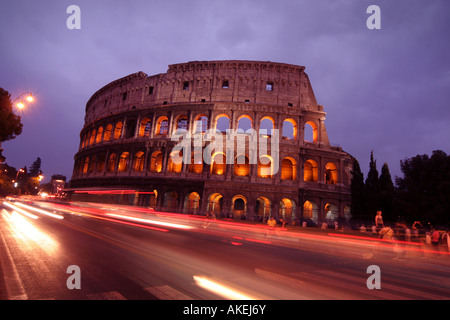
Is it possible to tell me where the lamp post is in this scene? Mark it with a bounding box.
[13,92,35,110]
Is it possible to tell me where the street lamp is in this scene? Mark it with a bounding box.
[13,92,35,110]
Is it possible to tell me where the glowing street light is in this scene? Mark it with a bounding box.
[13,92,35,110]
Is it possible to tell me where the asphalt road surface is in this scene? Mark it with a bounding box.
[1,199,449,301]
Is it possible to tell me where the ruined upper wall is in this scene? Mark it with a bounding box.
[84,60,320,125]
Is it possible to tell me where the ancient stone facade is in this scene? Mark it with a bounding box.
[70,60,353,224]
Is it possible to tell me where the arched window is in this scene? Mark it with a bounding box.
[258,155,273,178]
[189,151,203,174]
[89,129,96,145]
[325,162,338,185]
[96,127,103,143]
[82,157,90,174]
[149,151,163,172]
[234,154,249,176]
[194,115,208,133]
[282,119,297,140]
[279,198,295,220]
[259,117,274,136]
[255,197,271,218]
[281,157,296,180]
[185,192,200,214]
[133,151,145,172]
[138,118,152,137]
[303,200,318,223]
[107,153,117,172]
[211,152,226,175]
[304,121,318,143]
[237,115,252,133]
[118,152,130,172]
[304,159,318,182]
[114,121,123,139]
[215,114,230,134]
[208,193,223,215]
[167,150,183,173]
[174,115,188,134]
[104,124,113,141]
[155,116,169,136]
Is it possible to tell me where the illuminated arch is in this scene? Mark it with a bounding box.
[149,151,163,172]
[133,151,145,172]
[255,197,271,218]
[118,152,130,172]
[208,193,223,215]
[113,121,123,140]
[325,162,338,185]
[211,152,226,175]
[234,154,250,176]
[305,121,318,143]
[155,116,169,136]
[193,114,208,133]
[107,153,117,172]
[279,198,296,220]
[104,124,113,141]
[259,116,275,136]
[281,157,296,180]
[258,155,274,178]
[282,118,297,140]
[184,192,200,214]
[138,117,152,137]
[303,200,318,223]
[96,126,103,143]
[237,114,252,133]
[304,159,318,182]
[214,114,230,133]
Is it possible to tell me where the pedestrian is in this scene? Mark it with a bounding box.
[431,228,441,257]
[375,210,384,233]
[266,216,277,238]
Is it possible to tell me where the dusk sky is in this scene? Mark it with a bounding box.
[1,0,449,183]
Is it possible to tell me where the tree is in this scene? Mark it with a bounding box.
[379,162,395,221]
[350,158,365,221]
[29,157,42,177]
[395,150,450,226]
[0,88,23,161]
[365,151,380,220]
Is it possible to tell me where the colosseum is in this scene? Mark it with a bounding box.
[70,60,354,225]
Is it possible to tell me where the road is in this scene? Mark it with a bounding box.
[1,199,449,301]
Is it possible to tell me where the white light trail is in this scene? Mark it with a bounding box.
[193,276,257,300]
[106,213,193,230]
[13,202,64,220]
[3,202,39,219]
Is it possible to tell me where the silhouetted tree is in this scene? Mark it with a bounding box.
[350,158,365,221]
[379,162,395,221]
[365,151,380,220]
[395,150,450,226]
[0,88,23,162]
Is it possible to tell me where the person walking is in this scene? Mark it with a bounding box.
[375,210,384,233]
[266,216,277,238]
[431,228,441,257]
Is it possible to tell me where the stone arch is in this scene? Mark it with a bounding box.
[207,193,223,215]
[184,192,201,214]
[282,118,297,140]
[304,159,319,182]
[149,151,163,172]
[325,162,338,185]
[303,200,318,223]
[281,157,296,180]
[237,114,252,133]
[234,154,250,176]
[304,120,318,143]
[214,113,230,133]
